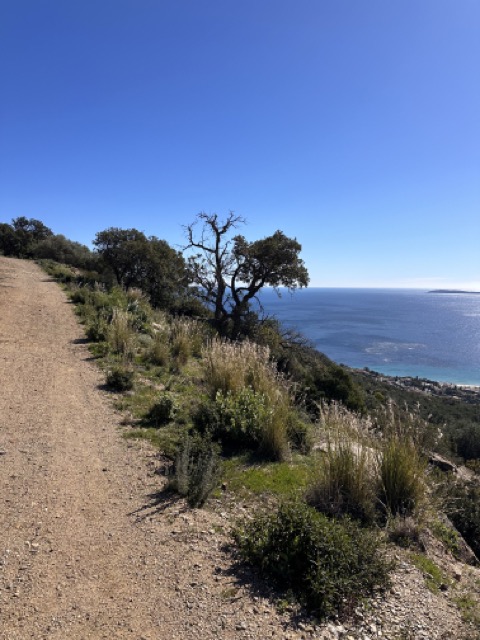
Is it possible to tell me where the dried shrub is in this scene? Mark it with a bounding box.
[107,308,136,360]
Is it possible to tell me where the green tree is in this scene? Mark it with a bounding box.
[0,217,53,257]
[32,234,97,270]
[93,227,188,310]
[0,223,22,256]
[93,228,148,287]
[184,212,309,336]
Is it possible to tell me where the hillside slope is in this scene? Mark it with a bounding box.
[0,257,478,640]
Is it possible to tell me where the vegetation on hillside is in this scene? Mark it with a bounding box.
[3,213,480,626]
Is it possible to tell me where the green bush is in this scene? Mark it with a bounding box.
[85,316,108,342]
[147,394,177,427]
[214,388,271,448]
[455,423,480,461]
[106,366,135,392]
[234,501,391,620]
[193,388,289,461]
[430,519,462,559]
[69,287,88,304]
[444,481,480,560]
[171,433,221,508]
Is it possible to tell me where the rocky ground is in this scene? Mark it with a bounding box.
[0,257,478,640]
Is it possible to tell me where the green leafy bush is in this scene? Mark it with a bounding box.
[85,316,108,342]
[234,501,391,620]
[147,394,177,427]
[106,366,135,392]
[171,433,220,508]
[193,387,289,461]
[69,287,88,304]
[214,388,271,448]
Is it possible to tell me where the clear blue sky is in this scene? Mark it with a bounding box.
[1,1,479,288]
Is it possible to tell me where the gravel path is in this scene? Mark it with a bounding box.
[0,257,477,640]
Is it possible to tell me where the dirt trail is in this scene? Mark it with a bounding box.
[0,258,286,640]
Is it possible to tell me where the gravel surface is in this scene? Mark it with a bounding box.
[0,257,477,640]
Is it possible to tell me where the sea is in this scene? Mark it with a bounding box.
[257,288,480,386]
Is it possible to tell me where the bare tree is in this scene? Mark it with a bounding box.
[184,212,309,336]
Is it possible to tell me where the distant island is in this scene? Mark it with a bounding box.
[428,289,480,295]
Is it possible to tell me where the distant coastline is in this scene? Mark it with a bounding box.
[428,289,480,295]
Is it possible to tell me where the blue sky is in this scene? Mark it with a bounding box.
[1,1,479,288]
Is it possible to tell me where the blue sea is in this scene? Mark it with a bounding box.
[258,289,480,386]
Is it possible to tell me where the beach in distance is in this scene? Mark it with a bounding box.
[258,288,480,386]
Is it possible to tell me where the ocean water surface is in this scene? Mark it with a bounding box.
[258,288,480,385]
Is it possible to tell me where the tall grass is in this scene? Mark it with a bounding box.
[310,401,427,523]
[203,338,288,401]
[107,308,136,361]
[308,432,376,524]
[377,435,426,518]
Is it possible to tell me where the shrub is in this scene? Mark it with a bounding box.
[387,516,423,549]
[377,435,426,518]
[199,339,292,460]
[234,501,391,620]
[147,333,170,366]
[430,519,462,559]
[307,436,376,524]
[170,433,221,508]
[214,388,271,448]
[106,366,135,392]
[444,481,480,560]
[286,414,314,454]
[194,388,290,461]
[125,288,152,331]
[85,316,108,342]
[147,394,177,427]
[455,423,480,461]
[40,260,76,283]
[69,287,88,304]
